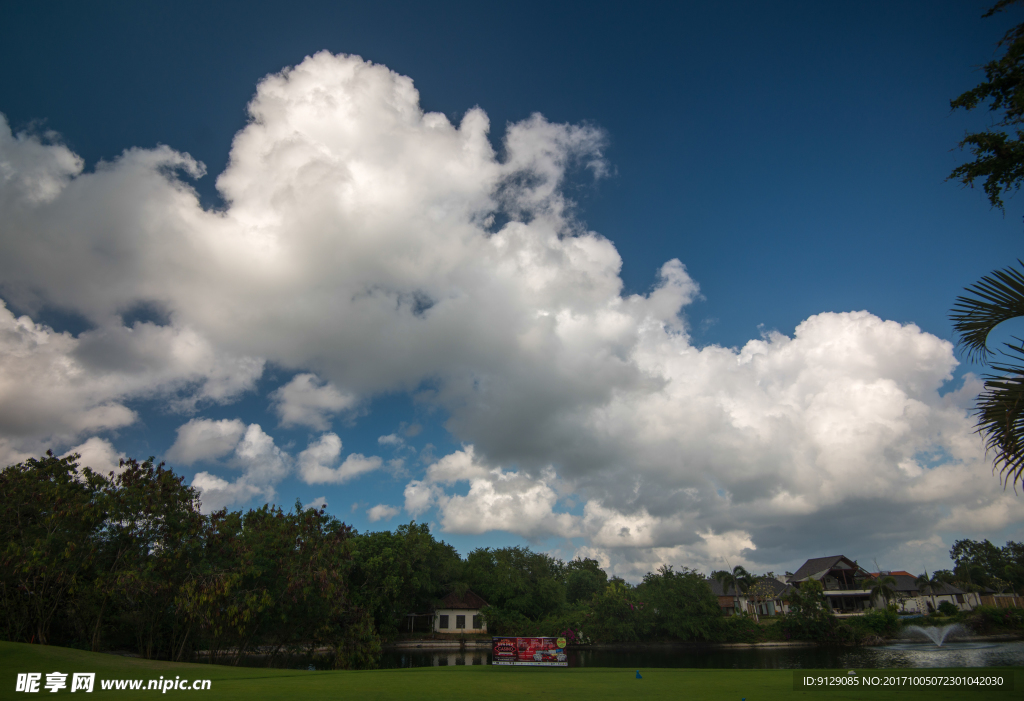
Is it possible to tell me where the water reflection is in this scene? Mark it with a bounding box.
[380,650,490,668]
[378,641,1024,670]
[858,641,1024,669]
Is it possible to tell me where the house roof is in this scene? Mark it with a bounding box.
[790,556,849,582]
[930,581,966,596]
[439,590,489,610]
[706,577,792,598]
[707,578,738,596]
[862,573,966,595]
[865,573,920,593]
[752,577,793,597]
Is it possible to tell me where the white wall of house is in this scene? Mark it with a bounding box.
[898,596,927,614]
[732,596,790,616]
[933,592,974,612]
[434,608,487,633]
[891,592,978,614]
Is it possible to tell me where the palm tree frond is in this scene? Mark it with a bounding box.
[951,260,1024,362]
[975,339,1024,491]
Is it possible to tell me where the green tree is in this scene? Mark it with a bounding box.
[637,566,721,640]
[781,579,836,641]
[463,546,565,621]
[1003,540,1024,590]
[951,538,1006,589]
[713,565,752,614]
[176,501,374,668]
[949,538,1024,593]
[583,580,644,642]
[948,0,1024,490]
[0,452,106,645]
[563,557,607,605]
[348,522,462,638]
[94,458,205,658]
[860,575,898,610]
[949,0,1024,209]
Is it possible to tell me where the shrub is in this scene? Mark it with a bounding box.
[968,605,1024,633]
[719,615,765,643]
[860,608,901,637]
[780,580,842,642]
[480,606,532,635]
[838,609,900,643]
[937,601,960,617]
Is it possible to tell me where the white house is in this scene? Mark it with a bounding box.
[434,590,488,634]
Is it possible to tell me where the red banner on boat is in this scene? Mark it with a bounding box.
[491,636,568,666]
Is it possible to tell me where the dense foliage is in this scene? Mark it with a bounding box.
[1,453,373,667]
[936,538,1024,593]
[947,0,1024,490]
[1,453,737,660]
[15,454,1015,663]
[949,0,1024,210]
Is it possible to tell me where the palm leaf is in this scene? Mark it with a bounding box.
[974,338,1024,491]
[950,261,1024,362]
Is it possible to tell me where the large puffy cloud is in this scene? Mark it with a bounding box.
[0,302,136,448]
[269,373,357,430]
[167,418,247,464]
[367,504,400,522]
[0,299,261,464]
[191,423,290,512]
[0,52,1016,576]
[63,436,125,476]
[180,422,384,510]
[412,312,1000,577]
[404,446,578,539]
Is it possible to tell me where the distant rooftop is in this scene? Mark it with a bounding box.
[439,590,489,609]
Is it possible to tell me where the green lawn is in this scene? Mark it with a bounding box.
[0,642,1017,701]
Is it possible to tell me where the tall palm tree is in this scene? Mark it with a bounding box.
[714,566,753,615]
[915,570,942,614]
[860,575,898,610]
[950,262,1024,491]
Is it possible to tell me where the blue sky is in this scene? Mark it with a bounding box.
[1,0,1022,579]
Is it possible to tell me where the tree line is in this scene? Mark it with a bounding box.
[0,453,725,666]
[5,453,1021,667]
[939,538,1024,594]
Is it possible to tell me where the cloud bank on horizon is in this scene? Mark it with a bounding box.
[0,52,1012,577]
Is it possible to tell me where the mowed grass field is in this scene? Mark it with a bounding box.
[0,642,1018,701]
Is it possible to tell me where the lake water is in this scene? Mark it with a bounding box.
[377,640,1024,669]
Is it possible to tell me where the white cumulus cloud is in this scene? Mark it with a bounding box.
[297,431,382,484]
[0,52,1017,576]
[405,447,578,539]
[64,436,125,476]
[305,496,328,511]
[367,504,400,522]
[191,423,290,513]
[269,373,357,430]
[167,418,247,464]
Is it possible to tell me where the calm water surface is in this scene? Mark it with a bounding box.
[377,641,1024,669]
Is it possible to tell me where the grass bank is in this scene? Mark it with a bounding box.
[0,642,1018,701]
